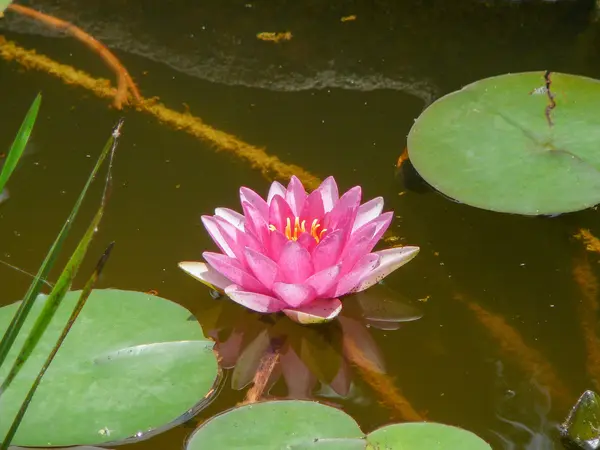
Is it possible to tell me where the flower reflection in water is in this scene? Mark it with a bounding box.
[193,282,424,421]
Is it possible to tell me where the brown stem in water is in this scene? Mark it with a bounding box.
[6,4,141,109]
[240,347,280,405]
[344,335,424,422]
[454,293,573,410]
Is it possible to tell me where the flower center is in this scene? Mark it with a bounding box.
[269,217,327,243]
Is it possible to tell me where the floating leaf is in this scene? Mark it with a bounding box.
[407,71,600,215]
[0,289,220,446]
[0,0,11,15]
[366,422,492,449]
[1,244,115,450]
[185,400,364,449]
[560,390,600,449]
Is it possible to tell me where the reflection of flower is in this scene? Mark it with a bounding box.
[180,176,419,324]
[194,283,424,419]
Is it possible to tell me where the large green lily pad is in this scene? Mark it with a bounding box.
[185,400,365,449]
[407,71,600,215]
[366,422,492,449]
[0,289,219,446]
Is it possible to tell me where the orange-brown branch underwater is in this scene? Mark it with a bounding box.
[454,293,573,411]
[6,3,140,109]
[0,38,323,189]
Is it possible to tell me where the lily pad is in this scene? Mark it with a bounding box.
[560,390,600,449]
[366,422,492,449]
[185,400,365,449]
[407,71,600,215]
[0,289,220,446]
[0,1,11,15]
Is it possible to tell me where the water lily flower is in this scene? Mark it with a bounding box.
[179,176,419,324]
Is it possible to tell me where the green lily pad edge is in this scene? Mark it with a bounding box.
[185,399,492,449]
[408,71,600,216]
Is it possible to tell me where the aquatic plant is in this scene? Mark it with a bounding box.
[561,390,600,450]
[185,399,492,450]
[180,176,419,324]
[0,100,220,447]
[406,71,600,215]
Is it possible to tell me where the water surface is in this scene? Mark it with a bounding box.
[2,1,600,448]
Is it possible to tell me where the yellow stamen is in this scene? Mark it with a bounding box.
[269,216,327,243]
[284,217,292,240]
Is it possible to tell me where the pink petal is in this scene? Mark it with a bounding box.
[351,211,393,250]
[325,186,362,230]
[201,215,235,258]
[273,282,317,308]
[213,216,246,265]
[283,298,343,324]
[353,246,420,292]
[352,197,384,232]
[340,212,393,272]
[269,195,294,233]
[367,211,393,249]
[312,230,345,272]
[244,247,279,290]
[236,228,264,254]
[203,252,268,293]
[215,207,245,231]
[334,253,381,297]
[240,187,269,219]
[278,240,314,283]
[285,176,307,217]
[305,264,341,296]
[267,181,287,205]
[330,205,358,246]
[241,201,269,245]
[178,261,232,291]
[297,232,317,253]
[317,176,339,212]
[225,284,287,313]
[268,229,288,261]
[299,190,325,224]
[339,222,379,275]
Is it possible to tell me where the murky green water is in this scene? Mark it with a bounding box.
[3,1,600,448]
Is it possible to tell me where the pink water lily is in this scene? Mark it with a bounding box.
[179,176,419,324]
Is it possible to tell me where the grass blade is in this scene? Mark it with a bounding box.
[0,242,115,450]
[0,118,123,370]
[0,93,41,197]
[0,119,122,397]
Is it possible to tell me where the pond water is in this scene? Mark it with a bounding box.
[2,0,600,448]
